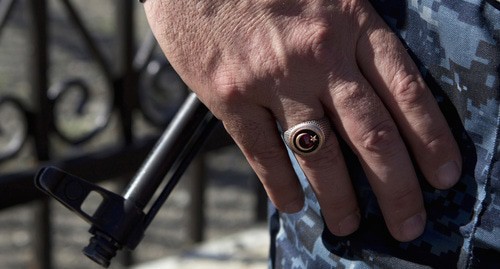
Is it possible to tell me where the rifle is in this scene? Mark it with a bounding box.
[35,93,217,268]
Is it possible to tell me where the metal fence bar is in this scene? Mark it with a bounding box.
[32,201,52,269]
[189,155,207,243]
[29,0,52,268]
[114,2,137,265]
[0,1,260,267]
[115,0,136,144]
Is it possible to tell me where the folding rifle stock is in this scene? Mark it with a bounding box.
[35,93,218,267]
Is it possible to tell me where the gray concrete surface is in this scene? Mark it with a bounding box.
[133,226,269,269]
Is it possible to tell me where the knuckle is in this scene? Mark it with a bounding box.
[250,144,286,172]
[309,26,332,60]
[333,82,367,109]
[359,120,401,157]
[387,185,418,206]
[298,21,335,63]
[211,64,256,105]
[213,77,248,104]
[328,192,356,213]
[392,74,429,107]
[224,119,263,154]
[421,127,452,153]
[227,125,285,178]
[272,193,303,212]
[380,184,423,222]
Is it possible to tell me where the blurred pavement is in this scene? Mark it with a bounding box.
[133,226,269,269]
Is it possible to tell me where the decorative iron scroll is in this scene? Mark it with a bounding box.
[0,96,29,162]
[0,0,188,164]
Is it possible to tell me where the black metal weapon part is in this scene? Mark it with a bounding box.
[35,93,218,267]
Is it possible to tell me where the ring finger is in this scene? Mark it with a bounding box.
[276,99,360,236]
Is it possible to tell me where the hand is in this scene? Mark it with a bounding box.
[143,0,462,242]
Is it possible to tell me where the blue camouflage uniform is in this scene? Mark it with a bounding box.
[270,0,499,268]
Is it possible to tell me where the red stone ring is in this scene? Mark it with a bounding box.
[283,118,330,155]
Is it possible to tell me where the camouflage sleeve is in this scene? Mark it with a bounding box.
[269,1,499,268]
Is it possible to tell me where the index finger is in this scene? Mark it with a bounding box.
[222,107,305,213]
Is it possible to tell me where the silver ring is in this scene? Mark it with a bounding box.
[283,118,330,155]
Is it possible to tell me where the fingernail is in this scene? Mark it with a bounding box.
[338,212,360,236]
[437,161,461,188]
[400,212,425,241]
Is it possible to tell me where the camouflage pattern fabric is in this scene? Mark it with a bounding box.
[269,0,499,268]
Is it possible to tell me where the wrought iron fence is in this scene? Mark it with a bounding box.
[0,0,266,268]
